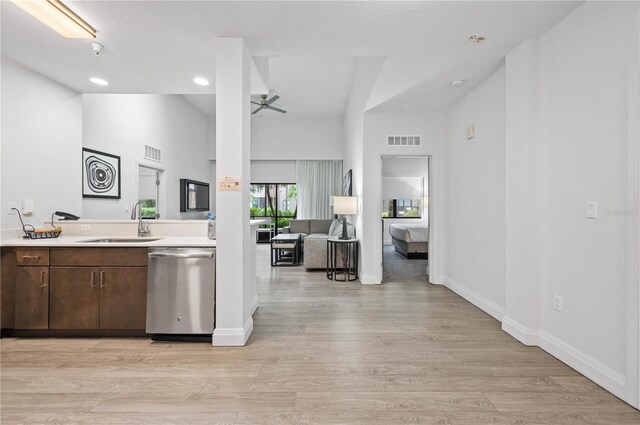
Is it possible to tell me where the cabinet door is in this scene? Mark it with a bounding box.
[49,267,99,329]
[99,267,147,330]
[15,267,49,329]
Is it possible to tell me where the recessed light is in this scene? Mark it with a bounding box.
[89,77,109,86]
[193,77,210,86]
[450,80,464,87]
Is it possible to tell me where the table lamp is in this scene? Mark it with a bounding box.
[333,196,358,240]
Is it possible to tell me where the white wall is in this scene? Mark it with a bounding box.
[251,160,296,183]
[361,112,445,284]
[208,115,343,161]
[443,66,506,314]
[0,58,83,230]
[536,1,639,401]
[435,1,639,406]
[343,57,386,284]
[82,94,211,220]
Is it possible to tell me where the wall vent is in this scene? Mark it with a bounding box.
[144,144,162,162]
[387,135,421,147]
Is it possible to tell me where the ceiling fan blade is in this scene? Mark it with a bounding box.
[252,105,266,114]
[251,101,262,106]
[266,95,280,106]
[267,105,287,114]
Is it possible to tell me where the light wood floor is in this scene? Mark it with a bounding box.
[1,245,639,424]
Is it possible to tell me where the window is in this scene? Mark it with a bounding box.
[382,199,421,218]
[250,183,297,232]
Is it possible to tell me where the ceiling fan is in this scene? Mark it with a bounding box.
[252,94,287,115]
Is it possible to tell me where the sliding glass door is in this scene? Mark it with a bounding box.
[250,183,297,234]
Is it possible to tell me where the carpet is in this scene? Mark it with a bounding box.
[383,244,428,283]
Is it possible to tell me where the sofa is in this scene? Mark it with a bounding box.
[283,218,355,270]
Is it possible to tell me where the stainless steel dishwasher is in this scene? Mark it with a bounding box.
[146,247,215,338]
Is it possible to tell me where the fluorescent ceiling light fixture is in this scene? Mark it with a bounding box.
[193,77,210,86]
[450,80,464,87]
[89,77,109,86]
[11,0,96,39]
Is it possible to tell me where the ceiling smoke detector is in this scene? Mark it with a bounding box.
[468,34,486,44]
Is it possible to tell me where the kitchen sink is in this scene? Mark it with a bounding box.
[79,237,163,243]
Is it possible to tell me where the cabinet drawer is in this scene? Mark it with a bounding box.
[50,248,148,267]
[15,248,49,266]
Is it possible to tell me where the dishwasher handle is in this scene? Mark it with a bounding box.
[149,251,215,259]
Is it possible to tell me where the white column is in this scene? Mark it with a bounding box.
[503,38,540,345]
[213,38,253,346]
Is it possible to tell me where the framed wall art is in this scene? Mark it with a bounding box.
[82,148,121,199]
[343,169,352,197]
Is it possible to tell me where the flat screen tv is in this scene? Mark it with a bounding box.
[180,179,210,212]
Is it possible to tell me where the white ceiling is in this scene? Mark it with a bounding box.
[1,1,580,115]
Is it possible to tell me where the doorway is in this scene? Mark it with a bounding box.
[137,163,164,219]
[381,156,430,283]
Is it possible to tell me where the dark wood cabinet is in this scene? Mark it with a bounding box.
[99,267,147,330]
[15,266,49,329]
[15,248,49,266]
[1,248,16,329]
[49,266,148,330]
[50,248,147,267]
[49,267,100,329]
[6,247,149,334]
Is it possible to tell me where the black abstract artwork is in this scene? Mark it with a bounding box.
[82,148,121,199]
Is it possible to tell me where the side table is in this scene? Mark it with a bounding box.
[326,237,359,281]
[271,233,302,266]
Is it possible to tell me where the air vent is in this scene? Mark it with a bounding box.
[387,135,421,147]
[144,144,162,162]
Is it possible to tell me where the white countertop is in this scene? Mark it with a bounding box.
[0,235,216,248]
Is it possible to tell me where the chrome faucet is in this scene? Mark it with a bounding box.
[131,201,151,237]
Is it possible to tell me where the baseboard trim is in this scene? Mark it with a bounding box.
[441,276,504,322]
[501,316,538,346]
[538,330,627,401]
[250,295,260,315]
[212,317,254,346]
[360,274,382,285]
[439,275,631,407]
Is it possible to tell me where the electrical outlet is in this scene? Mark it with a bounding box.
[7,202,18,214]
[80,224,92,231]
[553,295,563,312]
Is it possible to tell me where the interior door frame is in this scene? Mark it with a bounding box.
[627,66,640,409]
[379,154,438,284]
[134,160,166,220]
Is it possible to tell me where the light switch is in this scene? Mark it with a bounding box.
[586,201,597,219]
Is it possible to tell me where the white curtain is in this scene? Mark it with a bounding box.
[296,160,342,219]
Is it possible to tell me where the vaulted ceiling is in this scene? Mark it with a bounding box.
[2,1,580,116]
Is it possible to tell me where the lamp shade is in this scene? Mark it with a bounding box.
[333,196,358,215]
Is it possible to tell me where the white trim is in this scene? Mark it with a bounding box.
[250,295,260,315]
[501,316,538,346]
[212,317,253,346]
[359,274,382,285]
[538,330,627,401]
[376,153,440,285]
[441,276,504,322]
[438,275,631,404]
[627,66,640,409]
[134,160,167,220]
